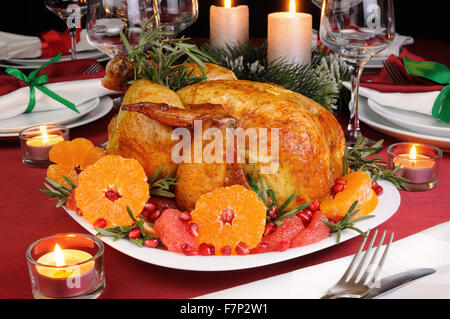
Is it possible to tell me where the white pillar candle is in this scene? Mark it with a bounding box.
[210,1,249,48]
[268,1,312,65]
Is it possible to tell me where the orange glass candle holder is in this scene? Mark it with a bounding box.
[26,233,105,299]
[19,124,69,168]
[387,143,442,191]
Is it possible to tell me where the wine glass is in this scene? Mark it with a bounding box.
[45,0,88,60]
[86,0,157,58]
[319,0,395,148]
[156,0,199,37]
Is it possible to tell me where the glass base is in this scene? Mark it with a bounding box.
[345,135,383,154]
[32,279,105,299]
[23,158,53,168]
[403,180,439,192]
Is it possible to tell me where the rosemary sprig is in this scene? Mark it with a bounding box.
[96,206,160,247]
[39,176,75,207]
[148,167,177,198]
[121,15,216,90]
[247,174,311,226]
[323,200,374,244]
[344,135,410,190]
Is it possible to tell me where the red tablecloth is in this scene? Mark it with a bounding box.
[0,40,449,299]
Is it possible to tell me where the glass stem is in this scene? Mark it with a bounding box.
[346,62,364,145]
[69,28,77,60]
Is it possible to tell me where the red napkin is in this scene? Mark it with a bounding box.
[39,29,81,58]
[360,49,445,93]
[0,59,105,97]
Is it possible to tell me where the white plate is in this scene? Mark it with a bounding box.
[359,96,450,151]
[0,55,110,70]
[367,99,450,138]
[8,50,107,65]
[63,180,400,271]
[0,97,99,133]
[0,96,113,138]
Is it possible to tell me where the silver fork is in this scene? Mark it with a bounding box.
[82,62,102,74]
[321,229,394,299]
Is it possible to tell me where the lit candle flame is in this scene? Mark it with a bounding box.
[39,126,49,145]
[410,145,417,160]
[289,0,297,13]
[225,0,232,8]
[54,244,66,267]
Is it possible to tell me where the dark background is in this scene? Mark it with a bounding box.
[0,0,448,42]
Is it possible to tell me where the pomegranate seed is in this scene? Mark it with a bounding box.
[178,211,192,222]
[374,185,384,196]
[304,208,313,217]
[298,211,312,226]
[328,218,337,224]
[140,210,150,220]
[189,223,199,237]
[148,210,162,222]
[199,243,215,256]
[278,241,289,252]
[128,227,141,239]
[93,218,107,229]
[105,190,121,202]
[257,243,269,252]
[181,243,197,256]
[76,208,83,216]
[74,165,82,175]
[308,200,320,212]
[332,184,345,194]
[144,238,159,248]
[335,178,347,185]
[144,202,158,213]
[267,205,279,220]
[220,246,232,256]
[263,221,277,236]
[235,242,250,255]
[221,208,234,225]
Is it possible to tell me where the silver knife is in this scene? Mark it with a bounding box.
[364,268,436,299]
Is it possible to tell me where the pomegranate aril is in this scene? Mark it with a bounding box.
[76,208,83,216]
[298,211,311,226]
[278,241,289,252]
[267,205,279,220]
[220,246,232,256]
[128,227,141,239]
[332,184,345,194]
[93,218,107,229]
[335,177,347,185]
[374,185,383,196]
[181,243,197,256]
[189,223,199,237]
[263,221,277,236]
[144,202,158,213]
[148,210,161,222]
[304,208,313,217]
[144,238,159,248]
[221,208,234,225]
[74,165,82,175]
[178,211,192,222]
[199,243,215,256]
[235,242,250,255]
[308,200,320,212]
[140,210,150,220]
[105,190,121,202]
[257,243,269,252]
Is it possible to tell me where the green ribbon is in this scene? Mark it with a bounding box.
[404,56,450,124]
[5,53,79,114]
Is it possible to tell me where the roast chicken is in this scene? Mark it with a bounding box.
[106,62,345,211]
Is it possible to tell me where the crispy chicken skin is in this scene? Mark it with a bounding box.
[177,80,345,207]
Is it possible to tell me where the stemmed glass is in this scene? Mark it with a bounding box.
[86,0,157,58]
[319,0,395,148]
[156,0,199,37]
[45,0,88,60]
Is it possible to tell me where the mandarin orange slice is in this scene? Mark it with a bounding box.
[190,185,267,255]
[47,138,106,187]
[320,171,378,221]
[75,155,149,227]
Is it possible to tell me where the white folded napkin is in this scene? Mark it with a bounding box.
[0,29,94,60]
[0,78,116,120]
[343,82,440,116]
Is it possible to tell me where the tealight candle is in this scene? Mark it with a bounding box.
[210,0,249,47]
[19,124,68,168]
[387,143,442,191]
[268,0,312,65]
[26,233,105,299]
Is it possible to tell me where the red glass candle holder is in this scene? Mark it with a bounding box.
[26,233,105,299]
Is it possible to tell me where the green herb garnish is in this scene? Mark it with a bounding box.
[148,166,177,198]
[39,176,75,207]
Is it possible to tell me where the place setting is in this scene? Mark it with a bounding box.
[0,0,448,303]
